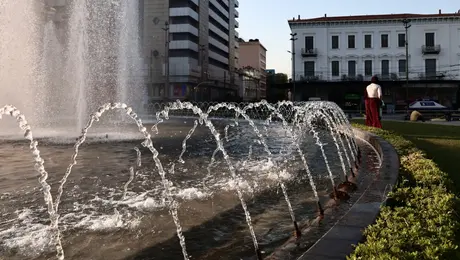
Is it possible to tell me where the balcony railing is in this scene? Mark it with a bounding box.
[235,19,239,28]
[234,0,239,7]
[234,9,239,18]
[298,74,323,82]
[422,45,441,54]
[326,72,457,82]
[301,48,318,57]
[418,72,447,80]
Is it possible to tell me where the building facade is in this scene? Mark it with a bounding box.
[143,0,240,101]
[238,39,267,100]
[288,11,460,107]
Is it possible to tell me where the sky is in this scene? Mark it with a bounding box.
[237,0,459,75]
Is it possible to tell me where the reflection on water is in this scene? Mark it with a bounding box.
[0,117,377,260]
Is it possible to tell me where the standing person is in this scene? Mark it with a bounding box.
[287,89,292,101]
[364,76,382,128]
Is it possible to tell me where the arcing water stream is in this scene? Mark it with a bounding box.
[0,1,378,259]
[0,100,383,260]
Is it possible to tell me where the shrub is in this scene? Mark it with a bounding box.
[347,124,460,260]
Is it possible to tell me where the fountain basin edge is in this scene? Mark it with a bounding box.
[267,127,400,260]
[297,128,399,259]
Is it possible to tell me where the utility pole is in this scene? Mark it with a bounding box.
[199,44,206,81]
[290,32,298,101]
[149,49,154,93]
[402,18,411,103]
[197,44,207,101]
[162,21,170,101]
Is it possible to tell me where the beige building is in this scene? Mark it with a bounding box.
[238,39,267,100]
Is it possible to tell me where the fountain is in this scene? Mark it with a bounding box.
[0,0,145,135]
[0,2,378,260]
[0,100,380,260]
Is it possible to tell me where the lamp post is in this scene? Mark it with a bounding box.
[290,32,298,101]
[402,18,411,103]
[162,21,170,101]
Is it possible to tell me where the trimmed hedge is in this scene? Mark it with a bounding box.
[347,124,460,260]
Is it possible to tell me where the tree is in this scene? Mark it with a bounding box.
[273,73,288,84]
[267,73,288,84]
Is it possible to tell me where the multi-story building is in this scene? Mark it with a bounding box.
[238,39,267,100]
[143,0,240,101]
[288,11,460,107]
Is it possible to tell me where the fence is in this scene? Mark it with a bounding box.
[142,101,312,120]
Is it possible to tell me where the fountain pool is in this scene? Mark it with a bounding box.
[0,101,380,260]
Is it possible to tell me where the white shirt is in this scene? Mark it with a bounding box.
[366,83,382,99]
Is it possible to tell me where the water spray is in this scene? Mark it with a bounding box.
[316,201,324,217]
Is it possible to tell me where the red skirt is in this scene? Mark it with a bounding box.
[365,98,382,128]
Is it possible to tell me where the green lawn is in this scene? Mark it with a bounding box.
[352,119,460,193]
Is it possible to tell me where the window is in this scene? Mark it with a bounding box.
[381,34,389,48]
[420,101,436,106]
[348,60,356,76]
[305,36,314,50]
[381,60,389,75]
[398,59,406,74]
[331,61,340,76]
[364,34,372,48]
[425,59,436,77]
[364,60,373,76]
[171,32,199,44]
[331,35,339,49]
[304,61,315,77]
[425,33,435,47]
[348,35,355,48]
[398,33,405,47]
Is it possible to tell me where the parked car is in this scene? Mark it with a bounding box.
[405,100,452,121]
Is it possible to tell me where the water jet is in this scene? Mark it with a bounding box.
[350,166,356,177]
[0,5,374,259]
[293,221,302,239]
[330,186,351,201]
[316,201,325,217]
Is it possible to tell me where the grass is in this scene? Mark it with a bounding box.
[347,120,460,259]
[352,119,460,192]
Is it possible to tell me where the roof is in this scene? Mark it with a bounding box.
[239,40,267,51]
[288,12,460,23]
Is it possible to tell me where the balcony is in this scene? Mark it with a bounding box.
[234,9,239,18]
[301,48,318,57]
[422,45,441,54]
[170,7,199,21]
[418,72,447,80]
[299,74,323,82]
[235,19,239,28]
[235,30,239,38]
[235,0,239,7]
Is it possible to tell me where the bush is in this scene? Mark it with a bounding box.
[347,124,460,260]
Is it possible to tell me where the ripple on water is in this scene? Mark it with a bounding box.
[0,118,364,260]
